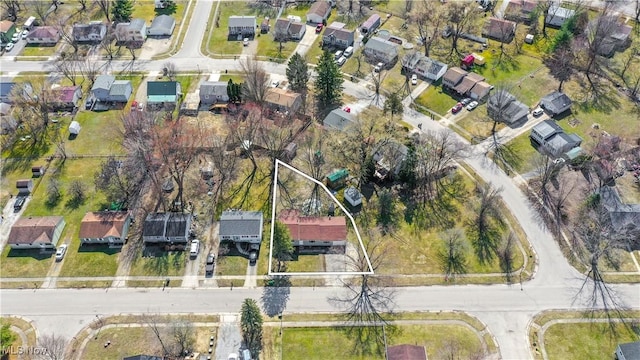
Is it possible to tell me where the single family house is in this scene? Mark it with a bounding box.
[363,36,398,65]
[360,14,381,35]
[0,20,16,44]
[7,216,65,250]
[322,22,354,49]
[278,209,347,254]
[72,22,107,43]
[228,16,256,38]
[546,4,576,28]
[0,82,15,103]
[218,210,264,251]
[539,91,572,116]
[91,75,133,103]
[387,345,428,360]
[588,16,632,57]
[306,1,331,24]
[442,67,468,89]
[273,18,306,41]
[401,52,448,82]
[615,341,640,360]
[530,120,582,157]
[453,72,485,97]
[26,26,60,45]
[469,81,493,101]
[505,0,539,23]
[323,108,355,131]
[142,212,192,244]
[482,17,517,43]
[199,81,229,105]
[147,15,176,37]
[264,88,302,113]
[147,81,181,109]
[115,19,147,45]
[372,140,408,180]
[344,186,362,207]
[47,86,82,110]
[487,90,529,125]
[79,211,131,246]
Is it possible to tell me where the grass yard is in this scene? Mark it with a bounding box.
[131,0,187,24]
[205,1,258,56]
[542,322,639,360]
[282,3,310,18]
[128,250,187,276]
[285,254,325,273]
[19,44,59,58]
[83,327,158,360]
[455,113,507,143]
[219,74,245,84]
[256,35,296,62]
[0,247,53,278]
[216,253,249,276]
[304,35,324,65]
[503,133,540,174]
[63,111,125,156]
[415,85,457,116]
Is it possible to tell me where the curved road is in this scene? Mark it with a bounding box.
[2,3,640,359]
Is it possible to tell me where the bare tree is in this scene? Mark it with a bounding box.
[10,77,52,132]
[100,28,118,60]
[144,314,171,357]
[94,156,146,208]
[498,232,516,283]
[468,182,504,264]
[331,228,395,356]
[95,0,110,21]
[169,320,195,357]
[34,1,52,25]
[445,2,480,56]
[162,62,177,81]
[37,333,67,360]
[544,45,575,92]
[52,55,80,86]
[579,4,619,95]
[46,178,62,207]
[438,228,468,281]
[1,0,21,21]
[485,86,520,169]
[239,56,270,105]
[77,0,88,10]
[55,19,79,54]
[79,57,102,87]
[369,67,386,107]
[410,0,444,57]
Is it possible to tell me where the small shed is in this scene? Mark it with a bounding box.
[461,54,475,68]
[69,121,81,135]
[261,17,270,34]
[200,162,214,180]
[283,142,297,161]
[326,169,349,190]
[32,165,45,177]
[471,52,485,65]
[344,186,362,207]
[16,179,34,194]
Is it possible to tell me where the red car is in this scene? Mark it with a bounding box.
[451,103,463,114]
[315,23,324,33]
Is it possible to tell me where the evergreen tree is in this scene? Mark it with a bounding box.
[227,79,234,102]
[314,49,344,112]
[240,298,263,358]
[1,323,16,354]
[272,221,294,272]
[112,0,133,23]
[383,92,404,122]
[286,52,310,94]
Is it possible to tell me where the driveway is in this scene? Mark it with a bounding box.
[214,314,243,360]
[181,249,200,288]
[291,26,319,58]
[0,196,31,253]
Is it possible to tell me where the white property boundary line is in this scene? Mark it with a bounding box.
[268,159,374,276]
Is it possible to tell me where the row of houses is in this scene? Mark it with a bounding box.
[442,66,493,101]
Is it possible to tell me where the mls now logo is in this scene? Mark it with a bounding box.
[1,346,49,355]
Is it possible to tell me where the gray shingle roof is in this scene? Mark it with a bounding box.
[109,80,131,96]
[219,211,263,237]
[143,213,167,237]
[165,213,192,237]
[149,15,175,33]
[323,109,355,130]
[200,81,227,97]
[365,36,397,52]
[540,91,572,114]
[92,75,115,91]
[129,19,146,31]
[228,16,256,28]
[533,120,562,140]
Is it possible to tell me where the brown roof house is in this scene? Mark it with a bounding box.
[469,81,493,101]
[453,72,485,97]
[442,67,468,90]
[483,17,517,43]
[387,344,428,360]
[306,1,331,24]
[278,209,347,254]
[26,26,60,45]
[8,216,66,250]
[115,19,147,46]
[79,211,131,246]
[505,0,539,23]
[0,20,16,44]
[47,85,82,110]
[264,88,302,113]
[322,22,354,50]
[588,16,633,57]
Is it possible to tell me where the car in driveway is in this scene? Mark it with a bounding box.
[21,30,28,39]
[532,107,544,117]
[451,102,463,114]
[13,195,26,212]
[249,251,257,265]
[411,74,418,85]
[55,244,67,261]
[11,32,19,42]
[243,38,249,46]
[460,98,472,106]
[315,23,323,33]
[205,253,215,275]
[466,101,479,111]
[189,240,200,258]
[5,42,14,52]
[336,56,347,66]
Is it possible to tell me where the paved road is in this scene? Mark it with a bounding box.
[2,2,640,358]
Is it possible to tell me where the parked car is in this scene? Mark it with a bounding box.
[344,46,353,57]
[21,30,28,39]
[189,240,200,258]
[315,23,323,33]
[336,56,347,66]
[13,195,26,212]
[411,74,418,85]
[532,107,544,117]
[334,50,343,60]
[249,251,257,265]
[460,98,472,105]
[466,101,479,111]
[55,244,67,261]
[5,42,14,51]
[553,158,566,164]
[373,62,384,72]
[11,32,19,42]
[343,106,351,113]
[243,38,249,46]
[272,80,280,88]
[205,253,215,275]
[451,102,463,114]
[228,353,239,360]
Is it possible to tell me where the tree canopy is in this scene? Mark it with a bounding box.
[240,298,263,358]
[286,52,310,94]
[314,49,344,113]
[272,221,294,272]
[112,0,133,23]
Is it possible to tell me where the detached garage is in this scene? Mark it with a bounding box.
[147,15,176,37]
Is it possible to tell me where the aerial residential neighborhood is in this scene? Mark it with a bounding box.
[0,0,639,359]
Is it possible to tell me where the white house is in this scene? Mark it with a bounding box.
[72,22,106,43]
[306,1,331,24]
[363,36,399,65]
[228,16,256,38]
[545,4,575,28]
[322,22,354,50]
[7,216,66,250]
[401,52,448,82]
[219,210,263,251]
[115,19,147,44]
[147,15,176,37]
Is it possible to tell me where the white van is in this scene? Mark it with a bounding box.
[334,50,343,60]
[344,46,354,57]
[189,240,200,258]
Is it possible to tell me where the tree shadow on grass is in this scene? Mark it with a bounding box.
[575,77,621,115]
[77,245,121,255]
[2,139,51,175]
[140,247,184,275]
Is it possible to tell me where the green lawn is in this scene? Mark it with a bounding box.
[504,133,540,174]
[256,35,296,62]
[415,85,457,116]
[205,1,259,56]
[285,254,325,273]
[19,44,59,58]
[0,247,53,278]
[543,322,639,360]
[128,250,187,276]
[82,327,154,360]
[282,3,310,18]
[216,252,249,276]
[455,113,507,143]
[131,0,187,24]
[64,111,125,156]
[219,74,245,84]
[304,35,324,65]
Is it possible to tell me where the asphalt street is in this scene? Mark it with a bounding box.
[1,1,640,358]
